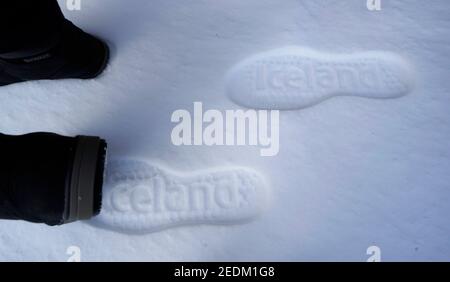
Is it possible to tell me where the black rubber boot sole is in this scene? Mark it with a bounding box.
[64,136,107,223]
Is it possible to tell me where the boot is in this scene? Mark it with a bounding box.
[0,132,107,226]
[0,19,109,86]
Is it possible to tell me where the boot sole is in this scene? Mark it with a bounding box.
[65,136,107,223]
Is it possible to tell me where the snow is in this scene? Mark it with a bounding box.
[96,159,269,233]
[225,47,414,109]
[0,0,449,261]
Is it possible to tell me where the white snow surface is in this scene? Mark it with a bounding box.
[0,0,449,261]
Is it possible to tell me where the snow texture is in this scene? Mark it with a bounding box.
[95,159,268,233]
[226,47,414,109]
[0,0,449,261]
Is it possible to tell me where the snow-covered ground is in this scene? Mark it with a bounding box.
[0,0,449,261]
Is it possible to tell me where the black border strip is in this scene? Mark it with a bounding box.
[0,262,448,281]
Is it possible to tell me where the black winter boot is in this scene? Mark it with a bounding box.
[0,19,109,86]
[0,132,107,226]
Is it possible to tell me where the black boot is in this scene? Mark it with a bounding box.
[0,19,109,86]
[0,132,107,226]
